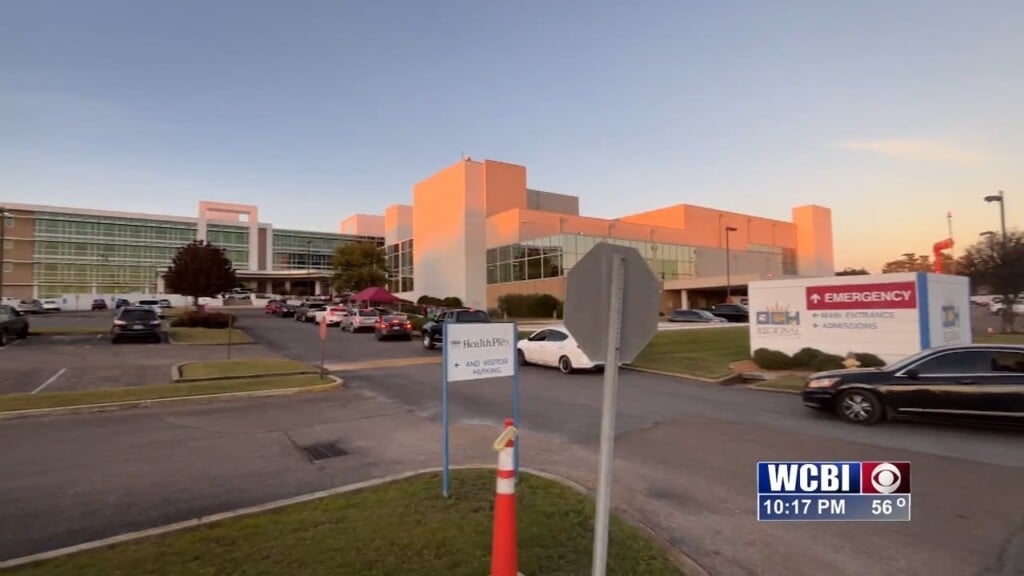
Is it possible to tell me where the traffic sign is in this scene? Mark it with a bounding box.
[445,323,517,382]
[806,281,917,311]
[563,242,659,363]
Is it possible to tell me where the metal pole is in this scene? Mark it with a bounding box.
[591,255,625,576]
[512,322,520,481]
[947,212,956,274]
[320,337,326,380]
[725,232,732,303]
[999,191,1007,244]
[442,333,451,498]
[0,207,6,302]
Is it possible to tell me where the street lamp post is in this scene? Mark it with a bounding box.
[0,206,7,302]
[984,191,1007,245]
[725,226,738,302]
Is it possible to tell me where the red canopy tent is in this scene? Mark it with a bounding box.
[350,286,399,304]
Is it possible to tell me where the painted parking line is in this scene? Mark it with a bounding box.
[32,368,67,394]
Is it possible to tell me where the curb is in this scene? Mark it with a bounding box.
[623,365,741,384]
[0,464,708,576]
[171,361,318,383]
[0,377,343,421]
[745,383,802,395]
[167,336,255,346]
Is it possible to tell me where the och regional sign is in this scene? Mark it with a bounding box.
[444,323,517,382]
[806,281,917,311]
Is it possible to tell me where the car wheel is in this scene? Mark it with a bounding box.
[517,350,528,366]
[837,389,883,425]
[0,331,7,347]
[17,326,29,339]
[111,337,120,344]
[422,333,434,350]
[375,332,382,340]
[558,355,573,374]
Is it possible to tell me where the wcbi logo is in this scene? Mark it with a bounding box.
[757,461,911,494]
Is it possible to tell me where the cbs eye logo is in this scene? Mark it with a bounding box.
[862,461,911,494]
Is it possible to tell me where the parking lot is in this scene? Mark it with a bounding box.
[1,311,285,395]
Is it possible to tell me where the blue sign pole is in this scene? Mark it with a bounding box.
[442,329,450,498]
[512,321,520,481]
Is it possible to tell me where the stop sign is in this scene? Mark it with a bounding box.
[563,242,660,363]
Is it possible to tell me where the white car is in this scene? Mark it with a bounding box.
[517,326,602,374]
[989,300,1024,315]
[41,299,62,312]
[316,306,349,326]
[342,309,380,332]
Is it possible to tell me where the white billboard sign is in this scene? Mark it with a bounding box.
[444,322,517,382]
[748,272,971,364]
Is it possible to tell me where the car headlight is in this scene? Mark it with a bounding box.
[806,377,840,389]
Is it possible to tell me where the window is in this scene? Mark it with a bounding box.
[4,216,13,228]
[988,351,1024,373]
[911,351,992,375]
[2,239,11,250]
[358,310,378,317]
[546,329,569,342]
[119,308,158,322]
[455,310,489,322]
[528,330,548,342]
[2,262,11,273]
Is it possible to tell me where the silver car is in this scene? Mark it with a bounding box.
[16,299,45,314]
[342,309,380,333]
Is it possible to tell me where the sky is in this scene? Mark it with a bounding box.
[2,0,1022,272]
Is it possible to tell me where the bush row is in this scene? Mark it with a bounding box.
[495,293,563,319]
[752,347,885,372]
[170,311,237,329]
[416,295,464,308]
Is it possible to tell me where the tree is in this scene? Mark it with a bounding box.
[163,240,237,308]
[331,242,388,292]
[835,267,870,276]
[880,252,953,274]
[957,231,1024,333]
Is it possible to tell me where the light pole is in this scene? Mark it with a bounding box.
[724,226,738,302]
[0,206,7,301]
[984,191,1007,245]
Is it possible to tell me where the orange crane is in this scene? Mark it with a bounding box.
[932,238,954,273]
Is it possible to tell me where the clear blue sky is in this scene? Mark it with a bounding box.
[3,0,1022,270]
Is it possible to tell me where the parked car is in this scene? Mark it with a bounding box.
[517,326,602,374]
[41,299,62,312]
[708,303,749,323]
[0,305,30,346]
[16,299,45,314]
[343,309,381,333]
[136,299,166,319]
[801,344,1024,426]
[276,302,298,318]
[91,298,109,311]
[111,306,164,344]
[295,302,327,322]
[421,308,490,350]
[374,314,413,341]
[317,306,348,326]
[667,309,727,323]
[158,299,173,308]
[265,300,284,314]
[989,300,1024,315]
[115,298,130,309]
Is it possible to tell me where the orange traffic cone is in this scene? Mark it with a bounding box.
[491,418,518,576]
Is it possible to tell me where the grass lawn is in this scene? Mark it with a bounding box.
[753,374,808,392]
[5,470,682,576]
[167,327,252,345]
[180,358,317,379]
[629,327,749,379]
[0,374,328,413]
[29,327,107,336]
[975,332,1024,344]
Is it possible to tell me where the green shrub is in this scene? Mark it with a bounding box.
[752,348,795,370]
[417,295,444,306]
[486,307,503,318]
[792,347,825,368]
[496,293,562,318]
[441,296,463,308]
[809,353,846,372]
[407,315,426,332]
[853,352,886,368]
[170,311,237,329]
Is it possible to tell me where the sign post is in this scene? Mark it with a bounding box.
[319,313,328,380]
[563,242,659,576]
[442,321,518,498]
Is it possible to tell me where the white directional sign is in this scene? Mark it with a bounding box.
[444,322,517,382]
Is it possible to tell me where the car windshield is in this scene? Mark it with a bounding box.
[119,309,157,322]
[358,310,378,317]
[696,310,715,318]
[884,348,950,371]
[138,300,159,305]
[382,315,406,323]
[455,310,489,322]
[308,303,326,309]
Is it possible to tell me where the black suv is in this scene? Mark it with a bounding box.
[111,306,164,344]
[421,308,490,350]
[709,303,749,323]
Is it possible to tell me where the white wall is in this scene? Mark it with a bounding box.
[748,272,962,364]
